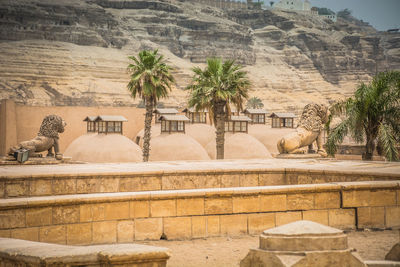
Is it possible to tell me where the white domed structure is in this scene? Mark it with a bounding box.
[248,125,296,154]
[65,134,142,163]
[135,124,161,148]
[149,133,210,161]
[185,124,215,148]
[205,133,272,159]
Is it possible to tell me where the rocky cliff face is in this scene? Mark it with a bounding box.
[0,0,399,111]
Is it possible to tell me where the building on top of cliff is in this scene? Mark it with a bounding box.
[273,0,311,12]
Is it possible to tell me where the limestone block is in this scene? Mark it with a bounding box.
[119,177,140,192]
[328,209,356,229]
[67,223,92,245]
[233,196,259,213]
[100,177,120,193]
[342,190,370,207]
[260,194,287,212]
[207,216,220,237]
[163,217,192,240]
[130,201,150,218]
[397,190,400,205]
[6,181,28,197]
[314,192,341,209]
[220,174,240,188]
[357,207,385,229]
[385,206,400,228]
[135,218,162,240]
[29,179,52,196]
[177,198,204,216]
[297,174,313,184]
[105,202,129,220]
[0,209,25,229]
[302,210,328,225]
[287,193,314,210]
[248,213,275,235]
[0,182,4,198]
[76,178,100,193]
[370,190,397,206]
[141,176,161,191]
[240,174,258,187]
[79,204,93,222]
[53,205,79,224]
[52,179,76,195]
[0,230,10,238]
[192,216,206,238]
[275,212,302,226]
[92,221,117,244]
[205,197,233,215]
[150,200,176,217]
[203,174,220,189]
[220,214,247,236]
[117,220,134,243]
[11,227,39,242]
[39,225,66,244]
[26,207,52,227]
[258,173,285,186]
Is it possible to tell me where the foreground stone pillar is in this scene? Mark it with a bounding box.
[240,220,366,267]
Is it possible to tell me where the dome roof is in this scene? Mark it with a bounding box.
[65,133,142,163]
[205,133,272,159]
[248,125,296,154]
[185,124,215,148]
[135,124,161,148]
[149,133,210,161]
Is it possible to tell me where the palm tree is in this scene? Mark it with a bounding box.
[127,50,175,162]
[246,96,264,109]
[186,58,250,159]
[326,71,400,161]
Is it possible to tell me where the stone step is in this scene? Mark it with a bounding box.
[365,261,400,267]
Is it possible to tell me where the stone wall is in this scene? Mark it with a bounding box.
[0,181,398,244]
[187,0,248,9]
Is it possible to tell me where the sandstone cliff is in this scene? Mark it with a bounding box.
[0,0,399,111]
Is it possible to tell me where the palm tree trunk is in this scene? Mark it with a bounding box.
[215,102,226,159]
[142,97,154,162]
[363,132,375,160]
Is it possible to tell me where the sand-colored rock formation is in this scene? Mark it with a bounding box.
[149,133,210,161]
[206,133,272,159]
[64,133,142,162]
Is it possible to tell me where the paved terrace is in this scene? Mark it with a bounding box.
[1,159,400,178]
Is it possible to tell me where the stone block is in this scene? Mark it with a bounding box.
[117,220,134,243]
[76,178,100,193]
[220,214,247,236]
[67,223,92,245]
[398,190,400,204]
[370,190,396,206]
[164,217,192,240]
[259,194,286,212]
[205,197,232,215]
[99,177,119,193]
[53,205,79,224]
[92,204,106,221]
[39,225,66,244]
[357,207,385,229]
[105,202,130,220]
[302,210,329,225]
[342,190,369,207]
[386,206,400,228]
[6,181,28,197]
[119,177,141,192]
[135,218,163,240]
[328,209,356,229]
[220,174,240,188]
[80,204,92,222]
[248,213,275,235]
[150,199,176,217]
[258,173,285,186]
[29,179,52,196]
[297,174,313,184]
[203,174,220,189]
[0,209,25,229]
[192,216,206,238]
[177,198,204,216]
[287,193,314,210]
[141,176,161,191]
[207,216,220,237]
[26,207,52,227]
[275,211,302,226]
[233,196,259,213]
[92,221,117,244]
[52,179,76,195]
[0,230,10,238]
[11,227,38,242]
[130,201,149,218]
[240,174,258,187]
[314,192,341,209]
[0,182,4,198]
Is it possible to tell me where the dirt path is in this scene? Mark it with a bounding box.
[138,230,399,267]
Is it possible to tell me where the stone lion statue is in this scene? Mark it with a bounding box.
[277,103,329,157]
[9,115,66,159]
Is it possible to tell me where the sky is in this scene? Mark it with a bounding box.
[309,0,400,31]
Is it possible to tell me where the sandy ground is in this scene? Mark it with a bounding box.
[137,230,399,267]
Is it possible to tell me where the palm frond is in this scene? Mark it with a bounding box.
[378,123,399,161]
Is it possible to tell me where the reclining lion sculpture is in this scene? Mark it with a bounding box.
[9,114,66,159]
[277,103,329,157]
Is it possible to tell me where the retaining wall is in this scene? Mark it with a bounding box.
[0,181,398,244]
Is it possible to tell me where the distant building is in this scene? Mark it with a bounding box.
[273,0,311,11]
[269,112,296,128]
[159,115,190,134]
[243,109,269,124]
[182,107,208,124]
[225,115,252,133]
[84,115,127,134]
[153,108,179,124]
